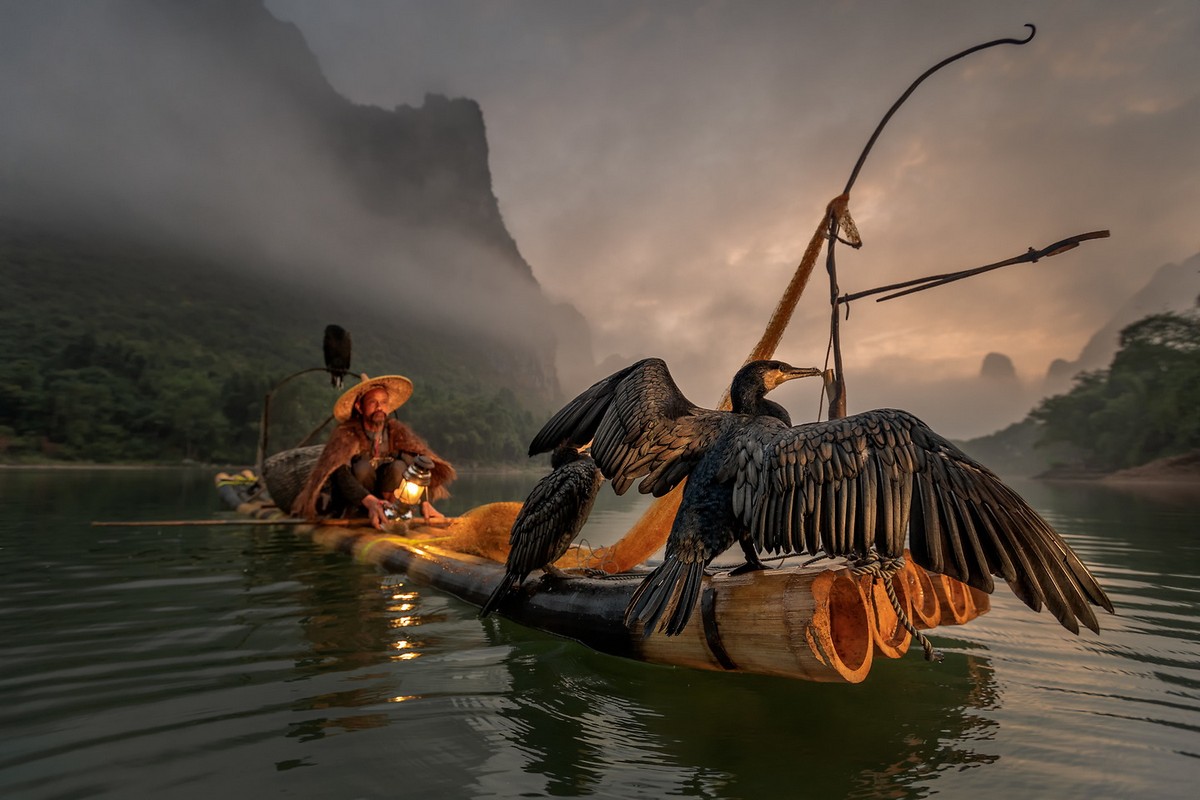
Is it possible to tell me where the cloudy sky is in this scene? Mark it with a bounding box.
[4,1,1194,439]
[261,0,1199,438]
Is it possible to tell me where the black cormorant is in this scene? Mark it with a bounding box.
[529,358,1114,639]
[479,442,604,618]
[323,325,352,388]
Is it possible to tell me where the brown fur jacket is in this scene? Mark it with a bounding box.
[291,417,457,519]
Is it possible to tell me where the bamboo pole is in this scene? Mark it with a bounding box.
[91,516,462,528]
[92,518,334,527]
[635,567,875,682]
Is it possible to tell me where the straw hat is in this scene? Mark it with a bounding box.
[333,374,414,423]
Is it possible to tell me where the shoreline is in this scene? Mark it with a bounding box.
[1039,450,1200,486]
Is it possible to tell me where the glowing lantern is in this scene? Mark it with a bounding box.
[394,455,433,509]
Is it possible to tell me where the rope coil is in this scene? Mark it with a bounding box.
[851,554,943,662]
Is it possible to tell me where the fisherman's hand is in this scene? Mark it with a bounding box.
[363,495,389,530]
[421,501,444,522]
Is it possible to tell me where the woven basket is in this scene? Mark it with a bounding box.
[262,445,325,512]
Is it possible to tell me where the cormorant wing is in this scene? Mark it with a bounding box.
[741,408,1113,634]
[530,358,727,496]
[506,458,602,574]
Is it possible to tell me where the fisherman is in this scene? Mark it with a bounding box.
[291,375,456,530]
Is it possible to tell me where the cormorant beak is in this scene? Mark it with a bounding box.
[765,364,823,391]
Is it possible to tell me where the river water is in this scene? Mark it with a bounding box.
[1,467,1197,799]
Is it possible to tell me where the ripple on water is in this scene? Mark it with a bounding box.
[3,470,1200,799]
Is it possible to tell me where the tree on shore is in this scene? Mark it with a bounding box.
[1032,307,1200,471]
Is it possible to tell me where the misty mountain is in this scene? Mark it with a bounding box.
[954,418,1080,479]
[1045,252,1200,391]
[979,352,1017,383]
[956,265,1200,476]
[0,0,593,411]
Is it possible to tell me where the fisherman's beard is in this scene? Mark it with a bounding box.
[368,410,387,428]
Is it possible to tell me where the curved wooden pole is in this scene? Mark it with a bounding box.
[255,366,338,476]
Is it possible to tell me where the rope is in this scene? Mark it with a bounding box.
[851,554,943,662]
[818,329,836,421]
[566,537,626,575]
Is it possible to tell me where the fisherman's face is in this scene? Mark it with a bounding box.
[357,388,389,428]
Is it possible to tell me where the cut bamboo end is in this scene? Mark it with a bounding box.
[636,567,874,683]
[858,573,913,659]
[814,570,875,682]
[930,573,975,625]
[967,585,991,617]
[902,558,943,630]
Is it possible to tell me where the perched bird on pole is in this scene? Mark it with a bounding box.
[322,325,352,388]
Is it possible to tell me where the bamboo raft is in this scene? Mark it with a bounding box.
[229,483,988,684]
[222,179,997,683]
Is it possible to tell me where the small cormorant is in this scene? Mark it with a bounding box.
[529,358,1114,639]
[479,442,604,618]
[323,325,352,388]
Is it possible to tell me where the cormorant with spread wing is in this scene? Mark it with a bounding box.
[479,442,604,618]
[323,324,352,388]
[529,358,1113,639]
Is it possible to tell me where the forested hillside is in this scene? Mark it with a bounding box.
[0,221,549,465]
[1031,308,1200,471]
[0,1,594,467]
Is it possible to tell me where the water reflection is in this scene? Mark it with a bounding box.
[2,468,1198,799]
[922,478,1200,799]
[469,619,1001,798]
